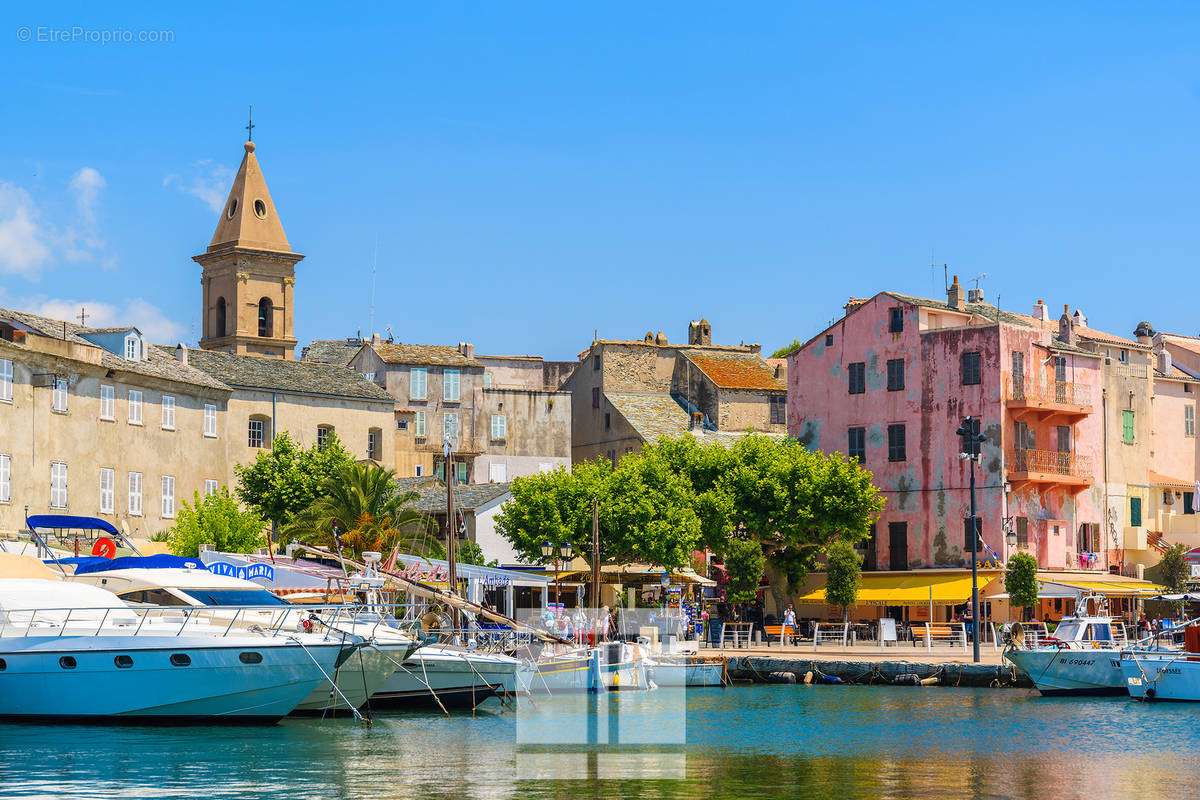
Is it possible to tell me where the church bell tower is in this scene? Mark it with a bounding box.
[195,134,303,360]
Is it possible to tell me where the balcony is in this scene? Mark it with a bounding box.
[1003,375,1093,424]
[1007,448,1094,499]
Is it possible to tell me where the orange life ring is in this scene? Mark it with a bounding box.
[92,537,116,559]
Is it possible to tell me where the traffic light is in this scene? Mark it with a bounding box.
[956,416,986,458]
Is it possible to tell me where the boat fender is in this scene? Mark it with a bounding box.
[821,675,843,685]
[893,673,921,686]
[919,676,938,686]
[1145,686,1157,700]
[803,671,813,684]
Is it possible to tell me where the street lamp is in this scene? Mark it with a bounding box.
[560,543,574,610]
[957,415,987,664]
[541,540,558,611]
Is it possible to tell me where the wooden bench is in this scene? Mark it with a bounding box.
[762,624,801,646]
[912,622,967,651]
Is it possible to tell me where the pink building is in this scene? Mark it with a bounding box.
[787,279,1105,584]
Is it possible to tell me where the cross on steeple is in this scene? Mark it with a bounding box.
[246,105,254,142]
[77,307,88,326]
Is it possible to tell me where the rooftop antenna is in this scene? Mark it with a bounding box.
[931,254,949,293]
[968,273,988,291]
[368,234,378,337]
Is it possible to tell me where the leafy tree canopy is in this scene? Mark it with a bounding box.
[494,460,611,564]
[770,338,803,359]
[234,432,353,527]
[167,488,266,557]
[1158,543,1190,593]
[1004,551,1039,610]
[723,537,766,605]
[824,539,862,621]
[457,539,498,568]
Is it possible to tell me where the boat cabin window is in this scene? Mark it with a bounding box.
[239,652,263,664]
[0,658,6,671]
[114,655,133,669]
[181,589,289,607]
[169,654,191,667]
[1053,621,1082,641]
[1090,622,1113,641]
[59,656,77,670]
[118,589,190,606]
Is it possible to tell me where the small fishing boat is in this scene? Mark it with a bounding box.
[0,558,358,723]
[516,647,594,694]
[1120,621,1200,701]
[1003,594,1131,695]
[372,644,522,709]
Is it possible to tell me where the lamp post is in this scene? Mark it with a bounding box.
[560,542,574,610]
[957,415,987,664]
[541,540,557,610]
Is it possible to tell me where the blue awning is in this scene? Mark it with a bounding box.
[72,554,204,575]
[26,515,120,536]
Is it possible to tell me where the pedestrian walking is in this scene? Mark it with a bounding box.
[782,603,797,647]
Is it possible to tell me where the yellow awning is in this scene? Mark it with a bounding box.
[795,570,1002,607]
[1039,577,1166,597]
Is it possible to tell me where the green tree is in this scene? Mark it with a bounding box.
[1158,543,1190,593]
[282,463,441,560]
[723,537,766,605]
[599,449,701,569]
[167,488,267,557]
[495,459,611,563]
[457,539,498,568]
[770,338,803,359]
[824,539,862,624]
[1004,552,1039,620]
[234,432,354,528]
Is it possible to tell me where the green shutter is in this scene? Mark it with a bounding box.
[1130,496,1142,527]
[1122,410,1135,443]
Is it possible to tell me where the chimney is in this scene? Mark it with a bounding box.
[1134,321,1155,345]
[457,342,475,359]
[655,332,668,345]
[1073,308,1087,328]
[175,343,188,365]
[1033,299,1049,321]
[1159,348,1173,376]
[371,332,381,346]
[947,275,965,311]
[1059,305,1075,346]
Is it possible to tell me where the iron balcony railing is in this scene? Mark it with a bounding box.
[1008,448,1094,481]
[1004,374,1093,407]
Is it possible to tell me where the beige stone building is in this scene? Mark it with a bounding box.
[0,310,230,539]
[561,319,787,465]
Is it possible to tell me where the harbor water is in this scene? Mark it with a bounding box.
[2,685,1197,799]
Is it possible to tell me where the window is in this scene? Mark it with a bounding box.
[1122,410,1135,443]
[961,352,982,386]
[59,656,77,670]
[964,516,982,550]
[161,475,175,518]
[248,418,265,448]
[1130,496,1142,527]
[161,395,176,430]
[52,378,68,412]
[1015,517,1028,547]
[415,465,424,477]
[1013,420,1033,451]
[444,412,459,441]
[0,358,12,402]
[491,414,506,440]
[1054,356,1067,384]
[128,472,142,516]
[443,369,460,402]
[114,655,133,669]
[99,468,114,514]
[410,368,428,400]
[367,429,380,460]
[1011,351,1024,383]
[1119,349,1128,363]
[1186,492,1195,516]
[215,297,227,338]
[888,522,908,571]
[124,335,140,361]
[483,373,491,387]
[824,334,834,347]
[50,461,67,509]
[886,359,904,392]
[257,297,273,337]
[848,362,866,394]
[413,411,426,438]
[205,479,218,496]
[170,653,191,667]
[457,462,468,485]
[397,418,409,431]
[592,387,601,408]
[1056,425,1071,453]
[887,424,906,462]
[128,390,143,425]
[1187,406,1195,438]
[316,426,333,449]
[0,454,10,503]
[889,307,904,333]
[239,652,263,664]
[100,384,115,420]
[593,355,601,371]
[204,404,217,437]
[489,462,507,483]
[604,412,611,430]
[847,427,866,462]
[769,394,786,424]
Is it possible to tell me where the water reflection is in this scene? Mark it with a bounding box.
[1,687,1196,800]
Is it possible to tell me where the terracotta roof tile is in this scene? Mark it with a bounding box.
[683,351,785,391]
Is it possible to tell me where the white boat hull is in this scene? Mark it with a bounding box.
[0,635,345,722]
[373,646,521,709]
[517,653,593,694]
[294,642,405,713]
[1121,653,1200,701]
[1005,648,1126,696]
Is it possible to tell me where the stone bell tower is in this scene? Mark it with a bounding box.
[195,137,303,360]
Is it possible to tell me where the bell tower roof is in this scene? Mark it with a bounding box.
[207,141,292,254]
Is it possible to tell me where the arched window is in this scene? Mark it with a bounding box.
[215,297,227,338]
[258,297,273,338]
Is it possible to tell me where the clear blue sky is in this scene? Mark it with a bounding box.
[2,4,1199,359]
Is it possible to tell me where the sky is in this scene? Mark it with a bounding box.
[3,4,1200,359]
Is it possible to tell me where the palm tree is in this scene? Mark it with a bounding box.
[283,463,443,560]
